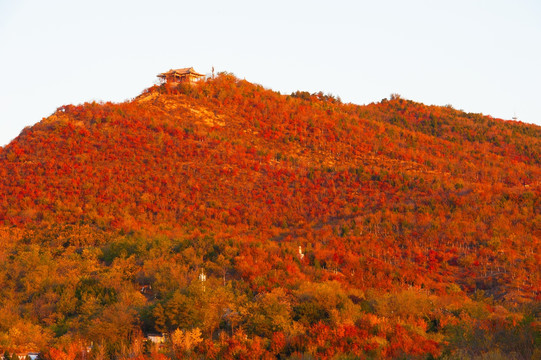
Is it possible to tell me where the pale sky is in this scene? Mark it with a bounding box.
[1,0,540,146]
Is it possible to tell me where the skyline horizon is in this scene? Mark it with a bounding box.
[1,64,535,147]
[1,0,540,146]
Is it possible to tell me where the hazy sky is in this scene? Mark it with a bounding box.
[1,0,540,146]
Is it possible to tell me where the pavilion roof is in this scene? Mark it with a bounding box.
[157,67,204,78]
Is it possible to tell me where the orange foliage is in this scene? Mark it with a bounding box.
[0,73,538,359]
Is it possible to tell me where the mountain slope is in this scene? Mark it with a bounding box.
[0,73,539,359]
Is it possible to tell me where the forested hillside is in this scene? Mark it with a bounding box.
[0,73,539,359]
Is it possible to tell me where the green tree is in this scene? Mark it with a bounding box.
[152,303,167,333]
[243,288,292,338]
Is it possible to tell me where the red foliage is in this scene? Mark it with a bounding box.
[0,73,538,358]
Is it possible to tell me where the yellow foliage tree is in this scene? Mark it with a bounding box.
[171,327,203,353]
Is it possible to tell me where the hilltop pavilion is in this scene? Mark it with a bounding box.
[157,67,204,84]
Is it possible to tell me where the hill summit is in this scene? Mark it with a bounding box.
[0,73,539,359]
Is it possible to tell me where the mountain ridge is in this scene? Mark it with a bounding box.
[0,73,538,359]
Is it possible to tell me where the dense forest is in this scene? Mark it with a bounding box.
[0,73,539,359]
